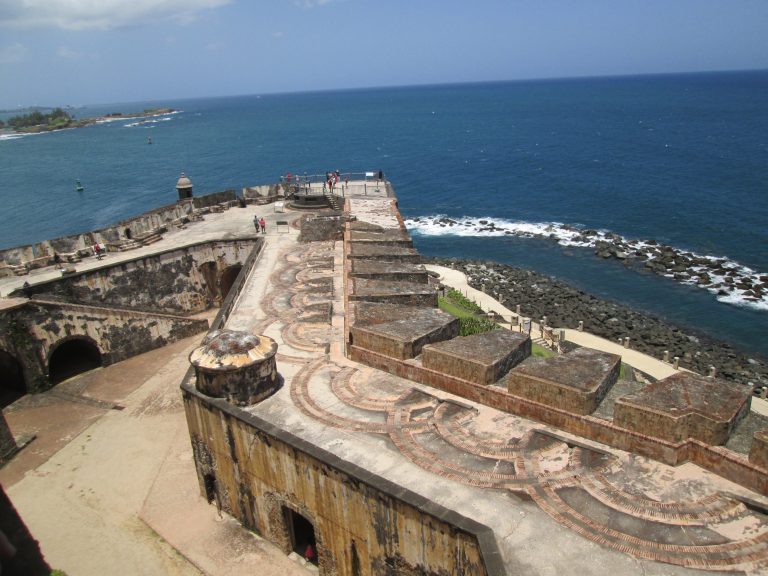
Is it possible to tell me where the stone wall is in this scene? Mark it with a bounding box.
[12,239,259,315]
[0,190,239,273]
[183,386,497,576]
[348,344,768,495]
[0,301,208,393]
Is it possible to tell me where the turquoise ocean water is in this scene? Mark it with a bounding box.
[1,71,766,356]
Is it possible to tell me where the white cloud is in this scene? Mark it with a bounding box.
[0,42,26,63]
[293,0,335,7]
[56,46,79,60]
[0,0,232,30]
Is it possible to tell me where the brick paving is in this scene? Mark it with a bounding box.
[241,204,768,573]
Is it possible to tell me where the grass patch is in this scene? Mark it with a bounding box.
[532,343,556,358]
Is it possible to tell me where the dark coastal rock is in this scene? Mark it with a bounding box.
[426,257,768,389]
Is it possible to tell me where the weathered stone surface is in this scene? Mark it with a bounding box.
[10,240,258,314]
[503,347,621,415]
[422,329,531,385]
[190,329,279,406]
[350,260,429,284]
[351,302,458,360]
[749,429,768,469]
[350,278,437,307]
[183,389,490,576]
[348,229,413,246]
[614,372,752,445]
[347,243,422,262]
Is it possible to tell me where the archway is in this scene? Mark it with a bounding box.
[0,349,25,408]
[219,265,243,301]
[283,507,318,565]
[48,337,102,384]
[124,228,132,240]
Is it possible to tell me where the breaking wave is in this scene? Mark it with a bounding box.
[404,214,768,312]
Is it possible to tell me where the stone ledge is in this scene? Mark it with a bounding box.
[422,329,531,385]
[614,372,752,445]
[503,347,621,415]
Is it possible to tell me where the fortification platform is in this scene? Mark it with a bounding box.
[615,372,752,444]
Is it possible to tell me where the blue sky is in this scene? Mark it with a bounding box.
[0,0,767,108]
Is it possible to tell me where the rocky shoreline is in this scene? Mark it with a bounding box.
[425,256,768,388]
[407,216,768,309]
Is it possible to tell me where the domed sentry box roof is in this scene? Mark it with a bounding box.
[176,172,193,200]
[189,329,280,406]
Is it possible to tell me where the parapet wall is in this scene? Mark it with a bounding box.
[182,385,499,576]
[0,190,237,270]
[12,239,259,314]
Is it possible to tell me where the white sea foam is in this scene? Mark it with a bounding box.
[404,214,768,310]
[0,133,26,140]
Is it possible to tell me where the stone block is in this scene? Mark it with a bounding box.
[350,260,429,284]
[614,372,751,445]
[422,329,531,385]
[749,429,768,469]
[350,302,458,360]
[503,347,621,415]
[347,243,422,262]
[350,278,437,307]
[348,229,413,247]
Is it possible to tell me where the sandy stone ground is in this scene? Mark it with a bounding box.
[1,331,312,576]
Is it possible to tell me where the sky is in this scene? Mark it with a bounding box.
[0,0,767,108]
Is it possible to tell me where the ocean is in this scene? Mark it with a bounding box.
[1,70,766,357]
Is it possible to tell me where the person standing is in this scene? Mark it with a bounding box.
[253,215,260,231]
[259,217,266,234]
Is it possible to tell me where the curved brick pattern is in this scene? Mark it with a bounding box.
[289,357,390,433]
[261,227,768,572]
[581,473,745,525]
[530,483,768,571]
[280,322,332,353]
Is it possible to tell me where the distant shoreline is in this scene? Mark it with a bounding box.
[5,107,176,135]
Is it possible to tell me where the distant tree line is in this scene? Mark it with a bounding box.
[6,108,72,129]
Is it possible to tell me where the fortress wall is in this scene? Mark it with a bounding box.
[25,301,208,366]
[348,344,768,495]
[0,301,208,393]
[183,386,499,576]
[14,239,259,314]
[0,190,236,269]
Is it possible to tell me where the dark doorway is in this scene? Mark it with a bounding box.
[124,228,132,239]
[219,265,242,301]
[0,350,25,408]
[48,338,102,384]
[284,507,318,565]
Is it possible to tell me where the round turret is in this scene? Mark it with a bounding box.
[189,329,280,406]
[176,172,193,201]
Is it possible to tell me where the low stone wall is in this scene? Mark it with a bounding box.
[183,384,502,576]
[12,239,259,315]
[348,344,768,495]
[0,485,50,576]
[0,300,208,393]
[0,190,236,272]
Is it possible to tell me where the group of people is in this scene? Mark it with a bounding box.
[325,170,341,192]
[253,215,266,234]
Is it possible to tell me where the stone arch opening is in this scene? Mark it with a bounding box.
[48,337,102,384]
[0,349,26,408]
[283,506,318,565]
[219,265,243,301]
[124,228,132,240]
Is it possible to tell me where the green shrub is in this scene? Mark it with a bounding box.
[445,288,483,314]
[458,316,499,336]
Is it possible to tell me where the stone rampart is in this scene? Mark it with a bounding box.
[11,239,259,314]
[182,384,501,576]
